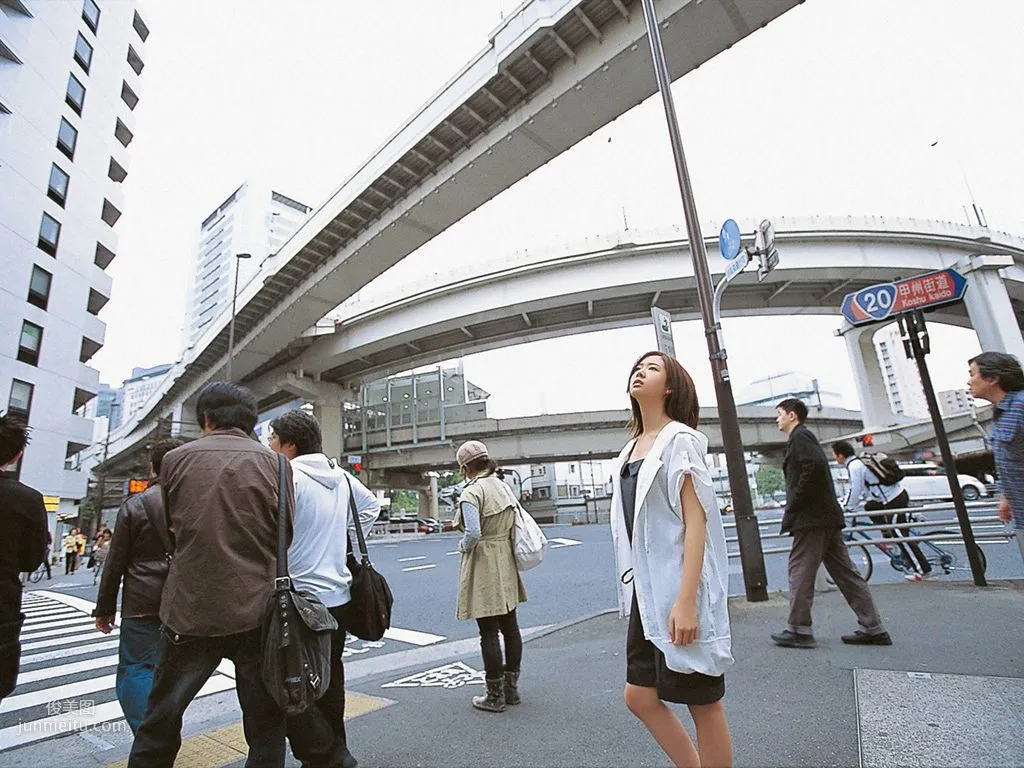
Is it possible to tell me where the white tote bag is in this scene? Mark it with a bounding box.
[513,502,547,572]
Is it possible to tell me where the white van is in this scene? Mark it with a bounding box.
[898,463,989,502]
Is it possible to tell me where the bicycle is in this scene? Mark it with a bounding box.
[24,562,48,584]
[837,514,987,583]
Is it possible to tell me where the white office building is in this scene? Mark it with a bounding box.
[874,325,928,419]
[0,0,150,514]
[121,363,171,420]
[182,181,311,352]
[937,387,973,417]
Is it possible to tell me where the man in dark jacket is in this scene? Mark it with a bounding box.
[128,382,295,768]
[0,413,48,700]
[93,437,184,734]
[771,399,891,649]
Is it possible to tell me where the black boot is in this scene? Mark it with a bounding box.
[503,670,520,705]
[472,677,506,713]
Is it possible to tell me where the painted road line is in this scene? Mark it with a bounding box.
[0,676,236,753]
[19,623,106,642]
[548,537,582,548]
[22,629,119,653]
[21,639,121,666]
[18,656,119,685]
[101,692,395,768]
[0,673,118,714]
[401,564,437,572]
[20,616,95,632]
[383,627,445,646]
[24,610,81,624]
[397,556,427,562]
[446,551,460,556]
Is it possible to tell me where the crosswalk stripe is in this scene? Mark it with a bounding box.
[0,673,117,714]
[21,639,121,666]
[20,623,104,642]
[24,611,80,624]
[383,627,445,646]
[22,629,119,653]
[17,655,119,685]
[0,676,236,752]
[21,616,94,631]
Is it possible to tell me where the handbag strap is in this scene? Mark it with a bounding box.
[342,472,371,564]
[138,490,174,561]
[275,452,290,585]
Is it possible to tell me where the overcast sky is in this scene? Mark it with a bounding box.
[93,0,1024,419]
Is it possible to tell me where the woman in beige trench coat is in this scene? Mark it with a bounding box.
[453,440,527,713]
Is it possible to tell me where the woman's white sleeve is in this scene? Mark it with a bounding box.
[665,434,713,519]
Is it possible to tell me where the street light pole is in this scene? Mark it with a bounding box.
[226,253,252,382]
[639,0,768,601]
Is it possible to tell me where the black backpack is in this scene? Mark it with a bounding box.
[859,453,905,486]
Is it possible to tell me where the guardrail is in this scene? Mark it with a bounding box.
[724,501,1012,558]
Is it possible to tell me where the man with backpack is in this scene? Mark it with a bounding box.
[832,441,932,581]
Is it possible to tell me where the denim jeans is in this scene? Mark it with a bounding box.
[128,626,286,768]
[286,605,353,768]
[116,617,162,734]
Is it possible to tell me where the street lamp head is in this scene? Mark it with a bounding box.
[236,252,252,260]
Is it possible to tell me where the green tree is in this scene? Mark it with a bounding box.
[755,466,785,496]
[390,489,420,515]
[437,470,464,488]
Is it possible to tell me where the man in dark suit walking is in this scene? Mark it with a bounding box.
[771,399,892,649]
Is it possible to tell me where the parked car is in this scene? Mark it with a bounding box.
[899,463,989,502]
[417,518,441,534]
[441,518,456,532]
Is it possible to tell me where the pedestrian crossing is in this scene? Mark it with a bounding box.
[1,590,448,753]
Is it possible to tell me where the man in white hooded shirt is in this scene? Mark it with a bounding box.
[270,409,380,768]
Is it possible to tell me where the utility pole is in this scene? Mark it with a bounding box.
[639,0,767,601]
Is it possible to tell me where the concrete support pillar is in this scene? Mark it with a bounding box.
[416,475,439,520]
[957,254,1024,361]
[313,401,343,461]
[278,374,348,461]
[838,321,903,430]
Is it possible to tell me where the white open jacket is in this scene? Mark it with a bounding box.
[610,421,734,677]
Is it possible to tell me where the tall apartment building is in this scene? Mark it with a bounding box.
[120,362,171,420]
[937,387,973,417]
[182,182,311,352]
[0,1,150,516]
[874,325,928,419]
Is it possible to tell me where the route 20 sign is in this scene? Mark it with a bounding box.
[840,268,968,326]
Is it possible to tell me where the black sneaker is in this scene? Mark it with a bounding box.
[841,630,892,646]
[771,630,817,648]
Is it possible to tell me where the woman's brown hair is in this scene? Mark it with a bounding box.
[626,351,699,437]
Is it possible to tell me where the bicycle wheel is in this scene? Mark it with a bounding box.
[29,567,44,584]
[967,543,987,575]
[830,544,873,583]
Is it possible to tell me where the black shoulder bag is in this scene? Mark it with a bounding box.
[260,453,338,715]
[342,473,393,642]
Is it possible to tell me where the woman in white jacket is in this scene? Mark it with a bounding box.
[610,352,734,768]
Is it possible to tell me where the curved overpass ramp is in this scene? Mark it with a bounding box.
[249,217,1024,399]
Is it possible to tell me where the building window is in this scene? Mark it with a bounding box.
[8,379,34,418]
[127,45,144,75]
[17,321,43,366]
[66,73,86,115]
[74,33,93,73]
[47,164,70,207]
[38,213,61,256]
[120,80,139,110]
[57,118,78,160]
[82,0,101,32]
[536,487,551,500]
[27,265,53,310]
[132,10,150,42]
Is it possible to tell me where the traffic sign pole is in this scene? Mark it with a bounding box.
[640,0,767,602]
[898,311,987,586]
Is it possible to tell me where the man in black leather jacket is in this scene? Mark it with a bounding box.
[770,399,891,650]
[94,438,183,733]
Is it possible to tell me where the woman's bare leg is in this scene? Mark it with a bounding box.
[624,684,700,768]
[688,700,733,768]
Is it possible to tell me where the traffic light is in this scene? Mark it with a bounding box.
[127,478,149,494]
[859,434,874,447]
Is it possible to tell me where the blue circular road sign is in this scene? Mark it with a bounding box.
[719,219,742,261]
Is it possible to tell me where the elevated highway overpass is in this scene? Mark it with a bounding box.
[98,0,803,466]
[246,217,1024,404]
[352,404,993,478]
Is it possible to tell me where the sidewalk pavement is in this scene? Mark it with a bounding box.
[10,579,1024,768]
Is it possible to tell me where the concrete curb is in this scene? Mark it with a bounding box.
[522,607,618,643]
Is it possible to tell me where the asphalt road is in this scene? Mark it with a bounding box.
[31,508,1019,664]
